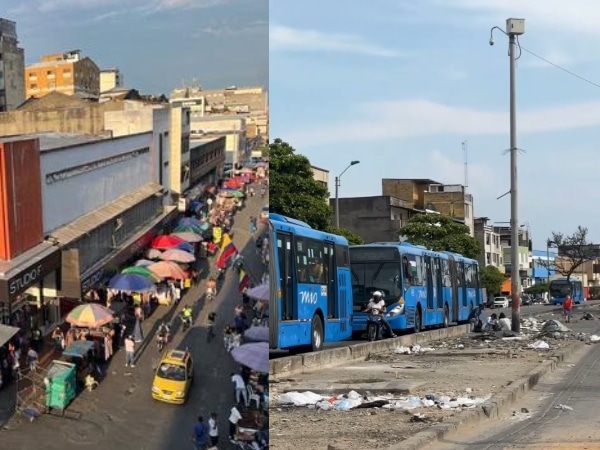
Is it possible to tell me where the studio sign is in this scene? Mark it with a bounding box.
[9,265,42,295]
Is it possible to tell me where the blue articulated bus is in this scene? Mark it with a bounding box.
[269,213,353,352]
[550,278,584,305]
[349,242,485,335]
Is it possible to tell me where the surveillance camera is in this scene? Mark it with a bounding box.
[489,38,494,46]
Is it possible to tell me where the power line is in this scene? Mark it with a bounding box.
[520,46,600,89]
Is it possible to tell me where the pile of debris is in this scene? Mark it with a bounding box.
[276,389,491,412]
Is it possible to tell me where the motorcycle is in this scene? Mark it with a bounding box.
[180,311,192,332]
[156,333,168,352]
[366,308,384,342]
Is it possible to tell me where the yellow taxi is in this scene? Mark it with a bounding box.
[151,349,194,404]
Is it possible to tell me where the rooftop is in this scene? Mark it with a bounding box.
[0,132,106,151]
[382,178,444,185]
[190,136,224,147]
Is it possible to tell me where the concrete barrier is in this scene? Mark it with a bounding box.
[270,324,472,378]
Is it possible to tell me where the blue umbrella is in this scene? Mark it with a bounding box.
[231,342,268,373]
[189,200,204,211]
[179,217,203,227]
[243,326,269,343]
[108,273,155,292]
[175,242,195,253]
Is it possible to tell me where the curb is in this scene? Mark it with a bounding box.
[385,340,583,450]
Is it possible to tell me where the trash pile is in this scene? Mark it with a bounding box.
[277,389,491,412]
[394,344,435,355]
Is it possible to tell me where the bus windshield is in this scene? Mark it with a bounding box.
[350,261,402,311]
[550,281,571,298]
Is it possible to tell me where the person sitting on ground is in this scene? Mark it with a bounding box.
[497,312,512,331]
[468,304,485,332]
[483,313,500,332]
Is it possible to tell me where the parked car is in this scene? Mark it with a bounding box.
[151,349,194,404]
[493,296,509,308]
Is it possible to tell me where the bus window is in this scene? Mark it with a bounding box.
[351,261,402,309]
[295,236,326,284]
[440,259,452,287]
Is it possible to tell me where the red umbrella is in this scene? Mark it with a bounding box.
[151,235,185,250]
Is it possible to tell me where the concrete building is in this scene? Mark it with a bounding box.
[100,68,123,93]
[330,195,422,244]
[531,249,557,285]
[168,106,191,195]
[0,19,25,111]
[382,178,474,235]
[188,136,226,189]
[311,165,329,191]
[494,224,533,290]
[25,50,100,99]
[0,133,176,327]
[474,217,503,271]
[190,116,246,166]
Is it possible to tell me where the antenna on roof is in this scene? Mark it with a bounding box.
[462,140,468,192]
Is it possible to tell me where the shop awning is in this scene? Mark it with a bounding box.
[63,340,95,358]
[0,324,20,347]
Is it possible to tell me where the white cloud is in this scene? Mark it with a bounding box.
[270,24,403,57]
[37,0,122,12]
[193,20,267,37]
[285,99,600,147]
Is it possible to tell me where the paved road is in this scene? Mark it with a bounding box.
[425,302,600,450]
[270,302,599,359]
[0,189,268,450]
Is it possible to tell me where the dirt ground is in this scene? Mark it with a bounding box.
[270,329,582,450]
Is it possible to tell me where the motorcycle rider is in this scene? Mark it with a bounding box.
[205,277,217,299]
[181,305,193,328]
[364,291,396,338]
[156,322,170,349]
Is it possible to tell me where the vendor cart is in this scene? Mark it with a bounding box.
[45,360,76,412]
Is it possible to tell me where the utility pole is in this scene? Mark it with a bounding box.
[490,18,525,332]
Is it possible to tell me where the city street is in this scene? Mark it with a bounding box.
[0,189,268,450]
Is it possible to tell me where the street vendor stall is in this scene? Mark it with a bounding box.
[45,360,77,412]
[61,340,96,389]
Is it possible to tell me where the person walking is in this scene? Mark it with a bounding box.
[192,415,208,450]
[208,412,219,447]
[124,335,135,368]
[563,294,574,323]
[228,405,242,443]
[231,372,249,406]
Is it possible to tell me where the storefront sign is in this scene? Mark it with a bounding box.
[80,269,105,293]
[0,249,61,303]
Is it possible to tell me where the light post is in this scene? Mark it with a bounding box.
[490,18,525,332]
[334,160,360,229]
[546,239,555,301]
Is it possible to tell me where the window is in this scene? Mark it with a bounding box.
[350,261,402,306]
[29,84,37,90]
[485,234,490,245]
[411,255,424,286]
[440,259,452,287]
[456,262,464,287]
[464,263,478,288]
[486,252,491,265]
[335,244,349,268]
[420,256,428,287]
[295,236,326,284]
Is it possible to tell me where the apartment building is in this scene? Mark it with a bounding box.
[474,217,503,270]
[494,223,533,289]
[382,178,474,235]
[311,165,329,190]
[100,68,123,93]
[25,50,100,99]
[0,18,25,111]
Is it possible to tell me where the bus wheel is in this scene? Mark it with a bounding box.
[443,305,449,328]
[414,308,422,333]
[311,315,324,352]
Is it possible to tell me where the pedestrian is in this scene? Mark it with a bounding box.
[26,347,38,373]
[563,294,573,323]
[124,335,135,368]
[192,415,208,450]
[228,405,242,443]
[231,372,249,407]
[208,412,219,447]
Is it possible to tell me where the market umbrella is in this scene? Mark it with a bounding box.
[220,191,234,198]
[179,217,203,227]
[175,242,195,253]
[148,261,188,280]
[171,231,203,243]
[231,190,245,198]
[240,167,254,173]
[121,266,162,282]
[108,273,156,292]
[151,235,186,250]
[231,342,268,373]
[134,259,155,267]
[173,224,202,234]
[243,326,269,343]
[245,284,270,302]
[66,303,114,328]
[147,248,163,260]
[160,248,196,264]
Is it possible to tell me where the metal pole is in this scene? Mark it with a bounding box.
[509,32,521,333]
[335,176,340,229]
[546,242,550,286]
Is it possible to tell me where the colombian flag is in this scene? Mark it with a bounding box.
[216,233,237,268]
[238,269,251,292]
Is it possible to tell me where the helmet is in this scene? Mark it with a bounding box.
[372,291,383,298]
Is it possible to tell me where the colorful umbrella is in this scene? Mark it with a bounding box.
[160,248,196,264]
[108,273,156,292]
[179,217,203,227]
[231,190,245,198]
[151,235,186,250]
[134,259,155,267]
[148,261,188,280]
[245,283,270,302]
[147,248,163,260]
[66,303,115,328]
[171,231,203,243]
[220,191,234,198]
[231,342,268,373]
[243,326,269,343]
[175,242,195,253]
[173,224,202,234]
[121,266,162,282]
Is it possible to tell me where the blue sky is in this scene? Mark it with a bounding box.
[4,0,267,94]
[269,0,600,249]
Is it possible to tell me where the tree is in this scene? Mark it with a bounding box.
[269,138,332,230]
[539,226,596,281]
[328,226,364,246]
[480,266,505,296]
[399,213,481,259]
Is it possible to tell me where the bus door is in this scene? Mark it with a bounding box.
[434,258,443,309]
[276,232,295,321]
[458,262,467,307]
[448,256,459,322]
[474,265,482,306]
[424,256,434,311]
[323,242,338,319]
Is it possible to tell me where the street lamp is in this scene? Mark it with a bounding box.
[335,160,360,229]
[490,18,525,332]
[546,240,556,302]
